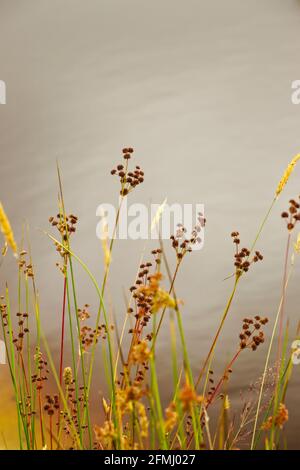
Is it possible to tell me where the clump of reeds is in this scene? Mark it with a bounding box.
[0,149,300,450]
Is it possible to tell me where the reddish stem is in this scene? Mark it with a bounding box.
[206,349,241,409]
[186,348,242,449]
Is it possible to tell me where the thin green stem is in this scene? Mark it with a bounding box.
[250,265,293,449]
[195,277,240,388]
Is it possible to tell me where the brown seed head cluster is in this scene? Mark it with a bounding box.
[77,304,113,351]
[120,258,176,388]
[110,148,145,196]
[62,375,88,438]
[13,312,30,352]
[0,304,30,353]
[150,249,162,266]
[43,394,59,416]
[78,304,113,351]
[18,250,34,278]
[238,316,269,351]
[128,261,155,330]
[281,197,300,231]
[231,232,263,276]
[128,265,175,338]
[80,324,110,351]
[171,212,206,261]
[77,304,91,321]
[206,369,217,399]
[32,350,50,391]
[49,213,78,268]
[49,213,78,240]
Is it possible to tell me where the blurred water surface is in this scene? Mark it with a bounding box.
[0,0,300,448]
